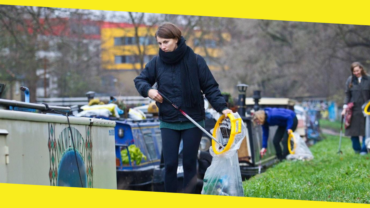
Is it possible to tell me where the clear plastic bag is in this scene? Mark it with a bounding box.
[201,113,246,197]
[286,132,314,161]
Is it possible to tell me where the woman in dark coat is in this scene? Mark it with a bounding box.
[134,22,232,193]
[341,62,370,155]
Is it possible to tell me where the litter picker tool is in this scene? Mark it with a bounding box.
[258,151,263,174]
[288,130,297,154]
[158,92,225,148]
[337,115,344,154]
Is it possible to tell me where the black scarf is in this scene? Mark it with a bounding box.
[352,74,368,85]
[158,36,200,107]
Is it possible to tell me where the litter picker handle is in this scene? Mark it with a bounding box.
[158,91,224,148]
[158,91,179,109]
[158,92,171,104]
[340,115,344,131]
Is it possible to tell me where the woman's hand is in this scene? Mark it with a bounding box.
[148,89,163,103]
[287,129,293,135]
[260,148,267,157]
[222,109,233,117]
[341,109,346,116]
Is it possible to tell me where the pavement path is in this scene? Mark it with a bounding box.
[321,128,339,136]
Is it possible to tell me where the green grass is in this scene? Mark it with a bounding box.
[319,119,342,132]
[243,134,370,204]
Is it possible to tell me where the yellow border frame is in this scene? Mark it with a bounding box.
[2,1,370,207]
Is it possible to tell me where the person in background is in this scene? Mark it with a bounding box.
[134,22,232,193]
[252,108,298,161]
[341,62,370,155]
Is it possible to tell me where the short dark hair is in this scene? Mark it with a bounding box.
[155,22,182,40]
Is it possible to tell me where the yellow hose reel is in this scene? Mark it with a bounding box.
[364,101,370,115]
[212,113,242,155]
[287,132,297,154]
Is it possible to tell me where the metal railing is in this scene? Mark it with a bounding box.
[36,96,151,107]
[0,98,71,112]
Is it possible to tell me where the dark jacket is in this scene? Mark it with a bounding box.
[344,75,370,136]
[134,55,227,123]
[261,108,296,148]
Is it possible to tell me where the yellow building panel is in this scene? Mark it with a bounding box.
[104,63,144,70]
[101,25,229,71]
[101,27,157,47]
[103,62,229,71]
[193,48,223,57]
[104,45,158,55]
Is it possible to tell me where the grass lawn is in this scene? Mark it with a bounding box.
[243,134,370,204]
[319,119,342,132]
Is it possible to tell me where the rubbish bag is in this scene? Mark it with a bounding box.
[286,132,314,161]
[76,109,112,118]
[81,103,122,118]
[128,108,146,120]
[201,113,246,197]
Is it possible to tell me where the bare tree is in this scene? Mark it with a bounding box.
[219,18,364,105]
[0,6,107,99]
[50,11,105,97]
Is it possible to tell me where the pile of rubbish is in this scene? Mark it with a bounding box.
[76,98,147,120]
[76,98,124,118]
[286,132,314,161]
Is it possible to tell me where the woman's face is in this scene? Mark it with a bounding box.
[353,66,362,78]
[156,37,178,52]
[253,118,263,125]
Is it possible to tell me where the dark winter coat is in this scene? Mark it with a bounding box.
[134,50,227,123]
[344,75,370,136]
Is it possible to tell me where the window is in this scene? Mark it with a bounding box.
[139,37,156,45]
[114,37,135,45]
[114,37,123,46]
[114,56,123,64]
[125,37,136,45]
[114,55,136,64]
[115,55,155,64]
[114,37,156,46]
[83,25,100,35]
